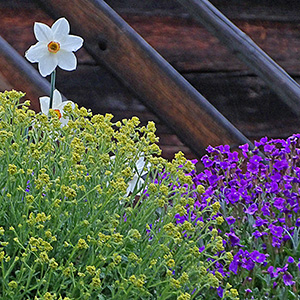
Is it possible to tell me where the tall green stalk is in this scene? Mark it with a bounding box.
[49,69,56,109]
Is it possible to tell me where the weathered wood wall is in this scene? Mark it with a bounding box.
[1,0,300,160]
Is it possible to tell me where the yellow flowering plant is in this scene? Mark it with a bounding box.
[0,91,239,300]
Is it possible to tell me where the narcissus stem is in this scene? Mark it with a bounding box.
[49,69,56,109]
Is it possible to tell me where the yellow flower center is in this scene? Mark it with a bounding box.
[47,41,60,53]
[53,109,62,119]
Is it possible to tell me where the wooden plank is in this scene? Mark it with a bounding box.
[59,65,300,141]
[38,0,253,158]
[2,0,300,22]
[1,0,300,24]
[175,0,300,117]
[121,15,300,75]
[2,7,300,75]
[58,65,198,160]
[210,0,300,22]
[0,0,37,9]
[105,0,300,22]
[0,36,51,111]
[0,72,12,91]
[184,72,300,138]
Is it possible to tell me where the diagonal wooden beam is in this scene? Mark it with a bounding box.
[0,36,51,111]
[176,0,300,116]
[38,0,254,157]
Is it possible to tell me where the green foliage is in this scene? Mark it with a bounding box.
[0,91,234,300]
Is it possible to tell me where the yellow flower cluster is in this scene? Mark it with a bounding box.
[0,91,235,299]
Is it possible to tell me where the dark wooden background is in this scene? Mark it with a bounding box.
[1,0,300,161]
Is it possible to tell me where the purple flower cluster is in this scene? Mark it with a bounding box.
[229,249,268,274]
[196,135,300,244]
[185,134,300,297]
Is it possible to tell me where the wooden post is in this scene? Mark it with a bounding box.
[0,36,51,111]
[38,0,254,157]
[176,0,300,116]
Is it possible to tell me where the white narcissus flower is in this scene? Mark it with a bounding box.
[25,17,83,77]
[126,155,151,196]
[39,89,75,126]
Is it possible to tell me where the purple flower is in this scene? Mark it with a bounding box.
[228,151,239,162]
[283,273,295,286]
[273,159,288,171]
[215,262,228,278]
[206,145,216,153]
[226,231,242,247]
[226,187,240,204]
[199,246,205,253]
[253,218,269,227]
[245,288,252,293]
[217,287,224,298]
[261,203,270,216]
[219,161,229,169]
[247,155,263,173]
[270,172,281,182]
[267,266,279,278]
[250,250,267,263]
[296,218,300,227]
[277,264,288,273]
[245,203,258,215]
[253,230,268,239]
[264,144,275,153]
[25,180,30,192]
[269,224,283,238]
[287,256,294,264]
[273,197,285,210]
[272,237,282,248]
[202,155,214,168]
[204,170,220,186]
[229,258,238,274]
[226,216,236,225]
[242,258,255,271]
[285,182,292,190]
[255,137,268,147]
[268,181,279,193]
[239,143,249,158]
[218,144,230,154]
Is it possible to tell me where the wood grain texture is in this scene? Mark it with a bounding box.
[3,0,300,22]
[0,36,52,111]
[58,65,300,142]
[105,0,300,22]
[99,15,300,75]
[175,0,300,116]
[38,0,252,158]
[2,7,300,75]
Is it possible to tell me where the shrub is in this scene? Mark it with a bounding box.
[0,91,235,300]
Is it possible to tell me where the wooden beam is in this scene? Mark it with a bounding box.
[0,36,51,111]
[176,0,300,116]
[38,0,253,157]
